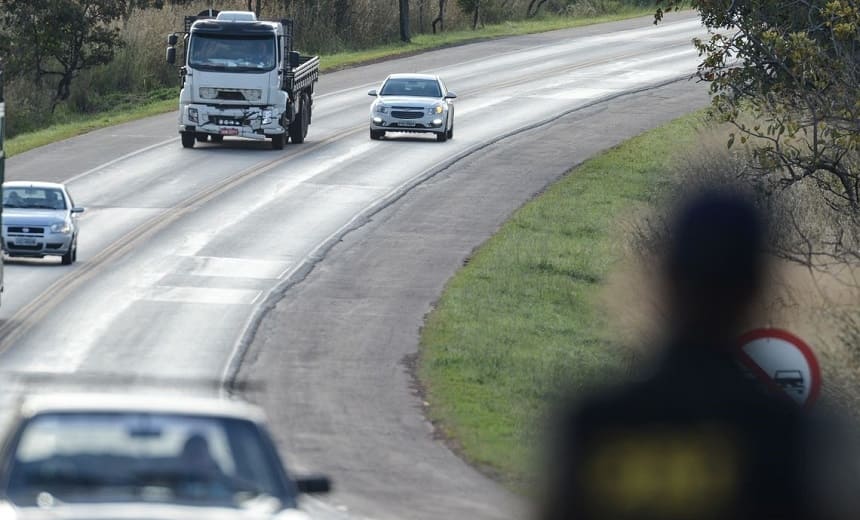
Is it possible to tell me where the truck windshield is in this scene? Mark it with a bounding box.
[189,34,276,73]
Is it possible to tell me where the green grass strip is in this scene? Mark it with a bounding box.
[6,9,656,158]
[418,111,706,490]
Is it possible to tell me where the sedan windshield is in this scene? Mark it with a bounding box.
[3,188,66,210]
[380,78,442,97]
[189,34,276,73]
[4,412,290,509]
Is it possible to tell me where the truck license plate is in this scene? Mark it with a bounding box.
[220,128,239,136]
[14,238,37,246]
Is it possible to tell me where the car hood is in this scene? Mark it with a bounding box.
[2,209,66,226]
[376,96,441,107]
[1,502,310,520]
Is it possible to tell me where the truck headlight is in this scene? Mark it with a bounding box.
[188,107,199,123]
[262,109,273,124]
[428,103,444,115]
[374,102,388,114]
[199,87,218,99]
[51,222,72,234]
[241,89,262,101]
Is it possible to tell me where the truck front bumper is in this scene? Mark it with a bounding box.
[180,104,286,140]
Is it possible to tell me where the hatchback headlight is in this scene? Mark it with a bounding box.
[374,102,388,114]
[51,221,72,234]
[199,87,218,99]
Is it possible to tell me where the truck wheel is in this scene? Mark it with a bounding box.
[289,95,309,144]
[195,133,209,143]
[181,132,195,148]
[271,133,285,150]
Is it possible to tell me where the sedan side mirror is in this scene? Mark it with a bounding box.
[444,92,457,99]
[295,475,331,494]
[367,89,378,97]
[71,207,85,214]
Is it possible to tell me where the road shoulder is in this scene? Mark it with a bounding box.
[240,79,710,520]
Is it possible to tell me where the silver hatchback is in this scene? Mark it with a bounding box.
[2,181,84,265]
[368,73,456,142]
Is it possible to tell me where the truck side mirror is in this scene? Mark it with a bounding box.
[166,46,177,65]
[167,33,178,46]
[288,51,300,69]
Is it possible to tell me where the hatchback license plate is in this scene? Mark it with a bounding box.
[220,128,239,136]
[14,238,37,246]
[399,122,416,127]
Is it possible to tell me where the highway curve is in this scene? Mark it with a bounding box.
[3,13,709,520]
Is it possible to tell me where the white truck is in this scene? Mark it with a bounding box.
[166,10,319,150]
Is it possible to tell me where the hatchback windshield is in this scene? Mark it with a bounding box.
[189,34,276,72]
[4,412,289,509]
[3,188,66,210]
[380,78,442,97]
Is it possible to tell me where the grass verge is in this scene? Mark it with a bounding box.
[6,8,657,158]
[418,110,707,490]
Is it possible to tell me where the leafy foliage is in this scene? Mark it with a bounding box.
[657,0,860,266]
[0,0,129,111]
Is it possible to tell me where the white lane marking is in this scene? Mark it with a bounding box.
[142,286,262,305]
[182,256,292,280]
[64,137,178,185]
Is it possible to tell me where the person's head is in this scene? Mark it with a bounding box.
[182,434,215,467]
[663,188,767,345]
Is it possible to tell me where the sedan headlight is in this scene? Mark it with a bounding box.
[199,87,218,99]
[51,221,72,234]
[374,102,388,114]
[428,103,444,115]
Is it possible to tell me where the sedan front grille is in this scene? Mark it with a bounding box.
[391,111,424,119]
[7,242,41,251]
[8,226,45,234]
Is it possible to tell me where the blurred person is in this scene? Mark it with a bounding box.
[537,189,860,520]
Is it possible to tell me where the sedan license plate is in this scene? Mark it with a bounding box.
[220,128,239,136]
[14,238,37,246]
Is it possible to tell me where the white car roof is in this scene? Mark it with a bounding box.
[18,392,267,423]
[386,73,439,81]
[3,181,67,190]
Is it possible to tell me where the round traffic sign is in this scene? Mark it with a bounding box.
[736,328,821,408]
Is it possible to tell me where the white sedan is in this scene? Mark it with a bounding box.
[2,181,84,265]
[0,392,331,519]
[368,73,456,142]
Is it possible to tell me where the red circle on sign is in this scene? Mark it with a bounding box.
[736,328,821,409]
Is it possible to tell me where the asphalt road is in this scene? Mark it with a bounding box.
[2,12,709,520]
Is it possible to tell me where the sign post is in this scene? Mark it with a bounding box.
[736,328,821,409]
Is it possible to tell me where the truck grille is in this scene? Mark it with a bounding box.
[391,111,424,119]
[216,91,245,101]
[209,116,245,126]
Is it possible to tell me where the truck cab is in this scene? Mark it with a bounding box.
[168,11,319,150]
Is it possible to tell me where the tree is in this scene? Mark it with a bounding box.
[656,0,860,266]
[399,0,411,42]
[432,0,447,33]
[0,0,128,111]
[458,0,481,29]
